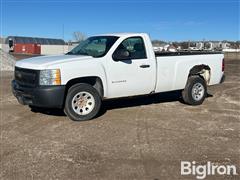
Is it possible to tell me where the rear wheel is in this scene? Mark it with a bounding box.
[182,76,207,105]
[64,83,102,121]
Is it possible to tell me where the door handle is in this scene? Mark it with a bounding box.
[140,64,150,68]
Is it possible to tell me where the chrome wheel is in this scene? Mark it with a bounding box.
[191,82,205,101]
[71,91,95,115]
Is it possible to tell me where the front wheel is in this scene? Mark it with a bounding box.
[64,83,102,121]
[182,76,207,105]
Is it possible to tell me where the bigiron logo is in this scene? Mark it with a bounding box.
[181,161,238,179]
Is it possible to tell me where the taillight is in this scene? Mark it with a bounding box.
[222,58,225,72]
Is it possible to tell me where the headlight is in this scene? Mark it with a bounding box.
[39,69,61,85]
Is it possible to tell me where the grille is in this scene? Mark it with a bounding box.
[15,67,39,87]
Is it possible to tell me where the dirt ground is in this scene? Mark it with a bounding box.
[0,60,239,180]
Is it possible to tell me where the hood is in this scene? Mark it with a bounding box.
[15,55,93,70]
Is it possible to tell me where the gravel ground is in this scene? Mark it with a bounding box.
[0,60,239,180]
[0,50,16,71]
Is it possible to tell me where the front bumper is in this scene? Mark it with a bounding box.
[12,80,65,108]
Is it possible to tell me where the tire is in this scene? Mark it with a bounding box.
[64,83,102,121]
[182,75,207,105]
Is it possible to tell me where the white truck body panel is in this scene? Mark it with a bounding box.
[155,54,224,93]
[15,55,92,70]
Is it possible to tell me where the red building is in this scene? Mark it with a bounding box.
[6,36,65,55]
[14,43,41,54]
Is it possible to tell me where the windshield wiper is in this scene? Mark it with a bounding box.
[65,51,89,56]
[66,52,73,55]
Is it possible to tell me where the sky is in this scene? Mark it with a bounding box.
[1,0,239,41]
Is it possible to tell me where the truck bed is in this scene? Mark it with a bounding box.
[155,51,223,57]
[155,52,224,93]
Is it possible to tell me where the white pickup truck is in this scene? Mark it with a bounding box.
[12,33,225,121]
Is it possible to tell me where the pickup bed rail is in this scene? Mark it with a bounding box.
[155,51,223,57]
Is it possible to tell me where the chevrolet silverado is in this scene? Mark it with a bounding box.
[12,33,225,121]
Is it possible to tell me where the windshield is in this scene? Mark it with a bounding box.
[66,36,119,57]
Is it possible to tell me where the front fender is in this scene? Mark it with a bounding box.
[49,59,108,97]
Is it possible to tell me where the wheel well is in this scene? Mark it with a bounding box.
[189,64,211,84]
[65,76,104,98]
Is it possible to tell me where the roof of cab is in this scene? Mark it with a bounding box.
[95,32,146,37]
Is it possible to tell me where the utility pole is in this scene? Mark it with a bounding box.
[62,24,65,53]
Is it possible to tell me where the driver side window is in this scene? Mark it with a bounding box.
[116,37,147,59]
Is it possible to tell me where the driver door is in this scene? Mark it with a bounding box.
[106,36,156,98]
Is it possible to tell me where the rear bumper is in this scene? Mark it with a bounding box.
[12,80,65,108]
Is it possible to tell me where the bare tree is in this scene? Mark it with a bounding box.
[72,32,86,42]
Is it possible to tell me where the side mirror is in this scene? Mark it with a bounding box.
[112,49,130,61]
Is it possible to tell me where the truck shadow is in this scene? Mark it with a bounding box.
[31,91,213,119]
[98,91,183,117]
[30,106,66,116]
[98,91,213,118]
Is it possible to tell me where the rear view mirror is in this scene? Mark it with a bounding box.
[112,49,130,61]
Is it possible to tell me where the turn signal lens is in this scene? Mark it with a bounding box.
[54,69,61,85]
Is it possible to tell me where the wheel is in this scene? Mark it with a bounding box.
[182,76,207,105]
[64,83,102,121]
